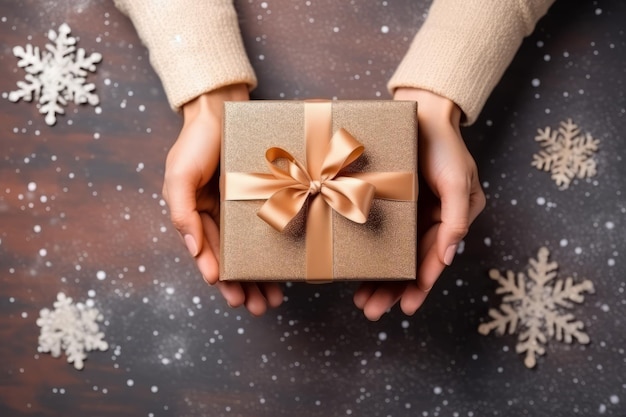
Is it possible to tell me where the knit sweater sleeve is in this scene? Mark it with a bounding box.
[388,0,555,125]
[113,0,257,112]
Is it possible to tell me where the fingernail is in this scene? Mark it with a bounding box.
[444,244,458,266]
[184,234,198,257]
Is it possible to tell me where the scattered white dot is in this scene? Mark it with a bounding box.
[609,395,619,404]
[33,225,42,233]
[150,385,158,393]
[378,332,387,341]
[96,270,107,281]
[483,237,492,247]
[39,248,47,257]
[126,379,134,387]
[456,240,465,254]
[433,386,442,395]
[531,78,541,87]
[536,197,546,206]
[380,25,389,34]
[559,239,568,247]
[27,182,37,192]
[237,328,245,335]
[595,8,602,15]
[605,221,615,230]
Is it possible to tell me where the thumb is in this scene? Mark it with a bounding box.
[163,175,205,259]
[436,176,471,267]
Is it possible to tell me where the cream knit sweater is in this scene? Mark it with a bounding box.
[114,0,554,125]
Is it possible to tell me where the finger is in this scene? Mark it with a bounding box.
[399,285,429,316]
[418,222,444,290]
[362,282,408,321]
[243,284,268,316]
[215,281,245,308]
[259,283,284,308]
[400,224,440,313]
[196,213,220,284]
[353,282,377,309]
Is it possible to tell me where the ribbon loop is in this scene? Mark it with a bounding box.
[255,127,376,232]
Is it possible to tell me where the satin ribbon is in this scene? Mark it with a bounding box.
[224,102,416,281]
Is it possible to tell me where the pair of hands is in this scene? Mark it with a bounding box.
[162,84,485,320]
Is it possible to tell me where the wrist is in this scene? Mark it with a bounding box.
[182,84,249,122]
[394,87,461,126]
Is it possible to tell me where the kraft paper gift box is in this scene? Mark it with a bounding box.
[220,100,418,282]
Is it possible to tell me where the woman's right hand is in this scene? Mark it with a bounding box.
[162,84,283,315]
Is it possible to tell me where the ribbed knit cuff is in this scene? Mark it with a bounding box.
[388,0,554,125]
[115,0,257,112]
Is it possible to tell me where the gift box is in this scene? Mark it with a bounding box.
[220,100,418,282]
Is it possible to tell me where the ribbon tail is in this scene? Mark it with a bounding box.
[344,171,417,201]
[224,172,299,200]
[305,195,334,282]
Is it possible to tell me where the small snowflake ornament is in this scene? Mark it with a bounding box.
[478,247,594,368]
[37,292,108,370]
[532,119,599,190]
[8,23,102,125]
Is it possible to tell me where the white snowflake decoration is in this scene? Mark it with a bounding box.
[532,119,599,190]
[37,292,109,370]
[8,23,102,126]
[478,247,594,368]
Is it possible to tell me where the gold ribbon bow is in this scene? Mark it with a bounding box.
[224,102,416,281]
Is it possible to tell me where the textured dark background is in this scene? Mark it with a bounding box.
[0,1,624,416]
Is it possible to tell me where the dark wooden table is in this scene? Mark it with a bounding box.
[1,1,624,416]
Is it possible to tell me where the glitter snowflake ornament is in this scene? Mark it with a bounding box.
[37,292,108,370]
[478,247,594,368]
[532,119,599,190]
[8,23,102,126]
